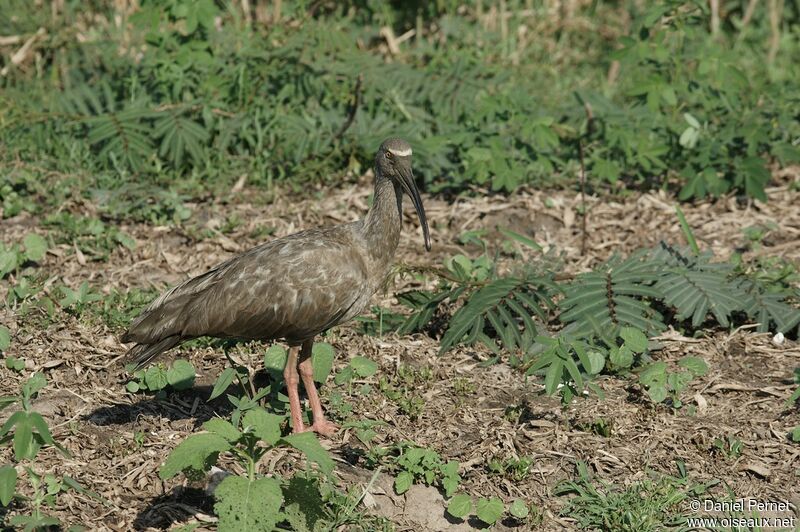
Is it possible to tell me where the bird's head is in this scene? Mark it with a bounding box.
[376,138,431,251]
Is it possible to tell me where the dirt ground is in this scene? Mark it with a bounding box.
[1,168,799,531]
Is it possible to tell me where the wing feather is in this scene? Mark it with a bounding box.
[122,226,369,349]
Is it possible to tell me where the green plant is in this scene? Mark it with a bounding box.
[555,461,712,531]
[333,355,379,386]
[43,212,136,261]
[446,493,530,526]
[5,356,25,372]
[0,373,95,530]
[125,359,196,395]
[160,407,334,530]
[394,228,798,406]
[638,356,709,408]
[0,233,48,278]
[712,435,743,459]
[58,281,103,314]
[368,442,461,498]
[95,287,161,330]
[487,456,534,481]
[377,364,432,420]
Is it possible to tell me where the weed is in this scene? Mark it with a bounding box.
[555,461,714,531]
[0,373,97,530]
[161,408,333,530]
[638,356,709,408]
[712,435,744,460]
[43,212,135,261]
[367,442,461,498]
[0,234,48,278]
[125,359,196,396]
[451,377,476,397]
[487,456,534,481]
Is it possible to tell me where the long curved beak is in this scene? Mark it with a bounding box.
[398,165,431,251]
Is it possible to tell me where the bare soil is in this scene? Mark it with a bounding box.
[2,169,799,531]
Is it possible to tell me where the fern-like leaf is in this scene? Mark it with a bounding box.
[87,106,155,171]
[395,286,466,335]
[650,243,745,327]
[736,279,800,334]
[439,278,552,354]
[559,250,665,338]
[154,108,210,168]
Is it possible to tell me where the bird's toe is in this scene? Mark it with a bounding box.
[306,420,339,438]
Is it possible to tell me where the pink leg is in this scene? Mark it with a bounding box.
[283,345,305,433]
[297,339,338,437]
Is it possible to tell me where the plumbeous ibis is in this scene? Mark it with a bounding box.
[121,138,430,436]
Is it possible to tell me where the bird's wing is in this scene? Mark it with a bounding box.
[123,226,369,345]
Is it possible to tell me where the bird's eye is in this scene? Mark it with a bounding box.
[385,152,393,159]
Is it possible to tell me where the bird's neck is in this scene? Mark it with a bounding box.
[361,173,403,270]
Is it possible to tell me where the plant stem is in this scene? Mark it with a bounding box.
[674,205,700,254]
[223,350,252,399]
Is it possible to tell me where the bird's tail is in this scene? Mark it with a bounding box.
[122,335,181,371]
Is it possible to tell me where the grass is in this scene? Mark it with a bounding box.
[555,461,715,531]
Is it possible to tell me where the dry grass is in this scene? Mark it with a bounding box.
[1,168,800,530]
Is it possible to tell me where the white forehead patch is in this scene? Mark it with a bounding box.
[388,147,412,157]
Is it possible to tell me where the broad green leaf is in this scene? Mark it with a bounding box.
[394,471,413,494]
[620,327,648,353]
[209,367,236,400]
[0,411,24,438]
[281,432,334,474]
[584,351,605,374]
[638,362,667,387]
[442,476,459,497]
[311,343,335,383]
[446,493,472,518]
[22,233,47,262]
[543,359,563,396]
[125,381,140,393]
[509,499,529,518]
[29,412,56,446]
[476,497,504,525]
[678,356,708,377]
[0,465,17,506]
[214,475,282,532]
[242,408,282,445]
[610,345,633,368]
[166,359,195,390]
[203,418,242,442]
[334,366,353,385]
[263,345,287,377]
[22,372,46,400]
[647,384,668,404]
[0,249,17,276]
[144,366,168,391]
[350,356,378,378]
[561,352,584,389]
[13,414,35,460]
[159,433,231,479]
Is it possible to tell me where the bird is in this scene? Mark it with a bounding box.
[121,138,430,436]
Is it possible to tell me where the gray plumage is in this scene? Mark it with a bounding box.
[122,138,430,369]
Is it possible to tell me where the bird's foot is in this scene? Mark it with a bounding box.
[301,420,339,437]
